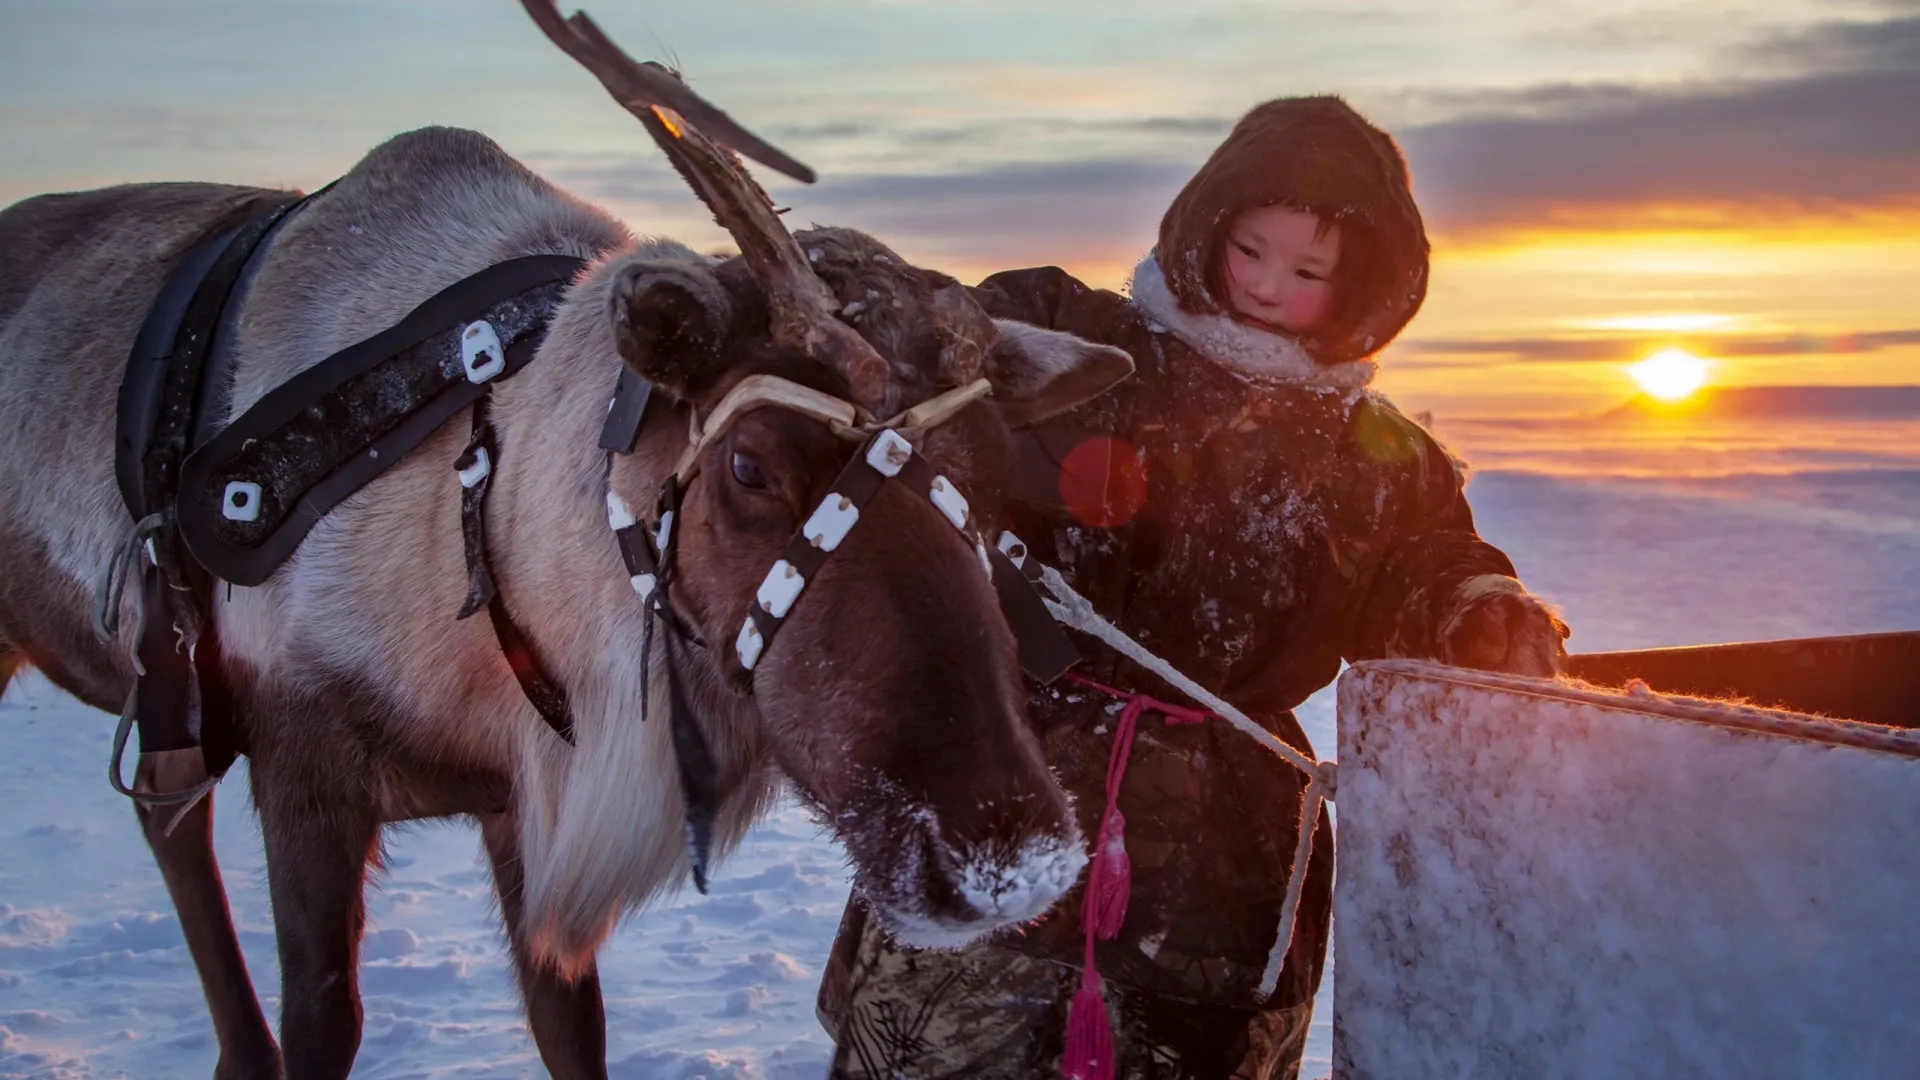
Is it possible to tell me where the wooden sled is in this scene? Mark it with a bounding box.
[1333,632,1920,1079]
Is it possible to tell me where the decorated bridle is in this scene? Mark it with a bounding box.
[524,1,1074,889]
[604,374,999,675]
[590,361,1032,895]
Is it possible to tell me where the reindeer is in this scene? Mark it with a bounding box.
[0,4,1134,1077]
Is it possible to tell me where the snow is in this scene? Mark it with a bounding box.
[0,714,852,1080]
[3,418,1916,1078]
[870,807,1086,951]
[952,834,1086,927]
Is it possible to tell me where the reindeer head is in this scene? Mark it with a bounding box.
[527,2,1131,946]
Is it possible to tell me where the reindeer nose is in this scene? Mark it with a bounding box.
[947,831,1088,926]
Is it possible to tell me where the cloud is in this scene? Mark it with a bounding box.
[1400,14,1920,230]
[795,11,1920,244]
[545,9,1920,273]
[1395,328,1920,368]
[544,152,1196,272]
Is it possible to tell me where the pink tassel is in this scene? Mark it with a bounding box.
[1085,810,1131,939]
[1055,672,1218,1080]
[1063,967,1115,1080]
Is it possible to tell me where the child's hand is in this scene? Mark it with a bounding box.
[1438,575,1569,677]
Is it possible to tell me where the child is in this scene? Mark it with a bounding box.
[819,96,1566,1079]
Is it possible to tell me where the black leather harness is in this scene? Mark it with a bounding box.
[115,202,589,777]
[113,198,306,786]
[116,209,1078,877]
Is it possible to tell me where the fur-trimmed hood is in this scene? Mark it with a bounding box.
[1126,250,1377,388]
[1156,96,1429,366]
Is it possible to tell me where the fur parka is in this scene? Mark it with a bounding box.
[818,260,1566,1078]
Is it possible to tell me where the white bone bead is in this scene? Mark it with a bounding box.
[804,494,859,552]
[756,559,807,619]
[866,429,914,477]
[456,447,492,489]
[996,530,1029,569]
[736,619,764,670]
[929,475,970,530]
[222,481,263,522]
[606,491,638,530]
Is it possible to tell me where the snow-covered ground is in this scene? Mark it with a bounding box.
[4,418,1917,1079]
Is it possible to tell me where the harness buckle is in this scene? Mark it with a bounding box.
[996,531,1029,569]
[460,320,506,383]
[220,481,263,522]
[455,446,492,489]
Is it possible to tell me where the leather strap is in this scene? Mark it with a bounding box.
[179,255,588,584]
[455,401,575,745]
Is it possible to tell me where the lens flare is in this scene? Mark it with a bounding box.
[1629,348,1711,401]
[1058,436,1147,528]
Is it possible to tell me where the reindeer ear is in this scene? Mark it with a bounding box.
[987,320,1135,428]
[609,259,733,399]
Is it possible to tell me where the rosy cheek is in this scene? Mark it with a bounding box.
[1224,254,1262,316]
[1283,284,1332,330]
[1223,250,1249,291]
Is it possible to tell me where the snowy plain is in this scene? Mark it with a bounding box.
[4,415,1918,1079]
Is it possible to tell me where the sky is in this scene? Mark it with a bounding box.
[2,0,1916,416]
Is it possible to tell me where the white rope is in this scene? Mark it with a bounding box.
[1037,566,1336,793]
[1262,777,1325,999]
[1036,563,1336,1001]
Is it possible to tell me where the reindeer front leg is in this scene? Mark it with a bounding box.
[250,752,381,1080]
[135,759,283,1080]
[479,810,609,1080]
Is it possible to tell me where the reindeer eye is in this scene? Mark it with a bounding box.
[730,451,768,489]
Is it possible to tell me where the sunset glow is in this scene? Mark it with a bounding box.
[1630,349,1711,402]
[1378,214,1920,415]
[3,0,1916,422]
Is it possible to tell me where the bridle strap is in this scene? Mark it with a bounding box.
[456,396,577,745]
[672,375,994,484]
[732,426,984,673]
[881,378,993,438]
[596,367,1075,891]
[674,373,866,483]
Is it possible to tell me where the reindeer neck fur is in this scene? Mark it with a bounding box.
[215,126,775,971]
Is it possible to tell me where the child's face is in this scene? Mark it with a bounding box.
[1221,204,1340,333]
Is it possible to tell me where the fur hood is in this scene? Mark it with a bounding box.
[1156,96,1429,366]
[1126,251,1377,388]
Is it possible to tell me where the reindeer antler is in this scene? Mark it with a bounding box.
[522,1,889,408]
[521,0,813,183]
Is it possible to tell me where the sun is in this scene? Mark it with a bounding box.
[1629,348,1711,401]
